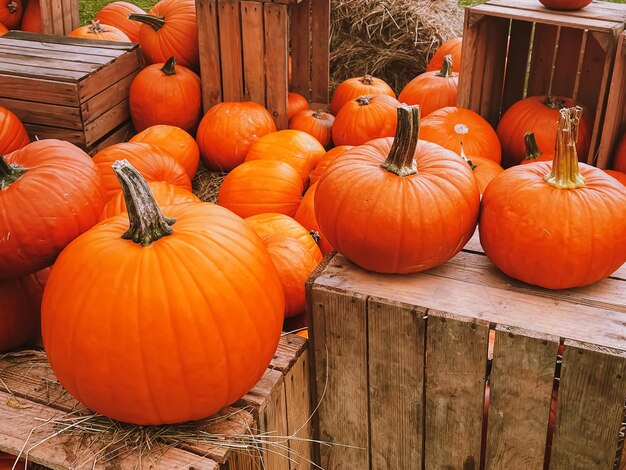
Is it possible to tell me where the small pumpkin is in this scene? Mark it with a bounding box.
[19,0,40,32]
[462,150,503,194]
[332,94,400,147]
[330,74,395,115]
[245,213,320,259]
[310,145,354,185]
[295,182,333,255]
[480,106,626,289]
[612,133,626,173]
[196,102,276,172]
[539,0,591,10]
[218,160,303,218]
[0,105,29,155]
[288,92,309,120]
[0,0,22,29]
[94,1,145,42]
[605,169,626,186]
[68,20,131,42]
[289,109,335,149]
[129,57,202,134]
[398,55,459,117]
[426,37,463,72]
[521,131,553,165]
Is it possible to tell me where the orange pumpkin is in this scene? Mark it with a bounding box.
[426,37,463,72]
[398,55,458,117]
[20,0,41,32]
[0,0,22,29]
[289,109,335,148]
[245,129,326,186]
[310,145,354,185]
[605,169,626,186]
[0,22,7,35]
[196,102,276,172]
[245,213,320,260]
[463,153,503,194]
[419,106,502,164]
[295,182,333,255]
[218,160,303,218]
[68,20,131,42]
[94,1,145,42]
[521,131,553,165]
[539,0,591,9]
[0,105,29,155]
[330,75,395,115]
[332,94,400,147]
[129,57,202,134]
[612,133,626,173]
[288,92,309,120]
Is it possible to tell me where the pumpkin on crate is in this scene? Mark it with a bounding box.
[42,160,284,425]
[332,94,401,146]
[426,37,462,72]
[68,20,131,42]
[288,92,309,121]
[245,213,320,260]
[295,182,333,255]
[539,0,592,10]
[289,109,335,149]
[310,145,353,185]
[94,1,146,43]
[613,133,626,173]
[330,74,395,115]
[521,131,553,165]
[480,106,626,289]
[19,0,40,32]
[316,105,480,274]
[0,105,29,155]
[0,0,22,29]
[129,57,202,134]
[0,140,105,279]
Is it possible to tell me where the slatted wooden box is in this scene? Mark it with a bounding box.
[458,0,626,167]
[306,234,626,470]
[196,0,330,130]
[0,335,312,470]
[0,31,141,155]
[37,0,80,35]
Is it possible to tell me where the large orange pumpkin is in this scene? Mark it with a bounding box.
[20,0,41,32]
[521,131,553,165]
[42,160,284,425]
[539,0,591,9]
[0,0,22,29]
[316,105,480,273]
[0,105,29,155]
[426,37,463,72]
[330,75,395,115]
[129,56,202,133]
[613,133,626,173]
[129,0,198,69]
[245,213,320,259]
[332,94,400,147]
[0,140,105,278]
[419,106,502,164]
[68,20,131,42]
[605,169,626,186]
[295,182,333,255]
[310,145,353,185]
[480,106,626,289]
[497,96,591,168]
[288,92,309,120]
[94,1,145,42]
[289,109,335,149]
[218,160,303,218]
[196,102,276,172]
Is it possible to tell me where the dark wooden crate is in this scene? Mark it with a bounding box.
[458,0,626,167]
[0,32,142,155]
[38,0,80,35]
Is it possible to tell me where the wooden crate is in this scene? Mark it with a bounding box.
[196,0,330,129]
[0,335,312,470]
[0,32,141,155]
[38,0,80,35]
[458,0,626,167]
[306,234,626,469]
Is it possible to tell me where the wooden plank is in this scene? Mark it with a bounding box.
[0,52,99,74]
[4,31,138,51]
[0,97,82,130]
[40,0,53,35]
[77,49,142,101]
[550,341,626,469]
[61,0,75,35]
[24,124,85,146]
[0,44,112,65]
[310,0,329,104]
[50,0,64,36]
[264,3,289,129]
[196,0,223,110]
[0,62,85,82]
[284,347,313,469]
[458,10,482,109]
[81,71,138,123]
[368,298,425,469]
[310,286,369,469]
[218,0,244,102]
[551,27,584,100]
[502,19,533,111]
[87,121,135,156]
[527,23,558,97]
[0,37,124,57]
[84,98,130,146]
[270,335,307,373]
[486,0,626,23]
[241,1,266,106]
[290,0,311,98]
[485,325,559,469]
[478,16,509,126]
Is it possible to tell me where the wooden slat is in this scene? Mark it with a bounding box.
[4,31,138,51]
[550,341,626,469]
[368,298,425,469]
[424,310,489,469]
[284,347,313,468]
[290,0,311,98]
[40,0,53,35]
[61,0,74,34]
[264,3,289,129]
[0,36,127,57]
[478,16,509,126]
[310,286,369,469]
[86,121,135,156]
[485,325,559,469]
[196,0,223,110]
[270,335,308,373]
[81,71,138,123]
[0,44,112,64]
[77,49,142,101]
[241,1,266,106]
[486,0,626,23]
[50,0,63,36]
[84,98,130,146]
[310,0,330,104]
[458,10,482,109]
[0,52,99,74]
[218,0,244,102]
[24,123,86,146]
[0,97,83,130]
[501,19,533,111]
[551,27,584,99]
[527,24,559,97]
[0,61,85,82]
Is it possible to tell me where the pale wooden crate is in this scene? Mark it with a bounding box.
[0,335,312,470]
[196,0,330,130]
[458,0,626,167]
[38,0,80,35]
[0,31,141,155]
[306,233,626,469]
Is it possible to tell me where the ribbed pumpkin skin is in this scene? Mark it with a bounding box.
[289,110,335,148]
[20,0,41,32]
[130,125,199,178]
[330,75,395,115]
[93,142,191,199]
[129,59,202,133]
[68,21,131,42]
[100,181,200,220]
[420,107,502,164]
[42,203,284,425]
[466,156,503,194]
[0,106,29,155]
[0,140,105,279]
[315,138,480,273]
[295,182,333,255]
[332,95,400,147]
[613,133,626,173]
[539,0,591,9]
[218,160,303,218]
[288,93,309,120]
[0,268,48,352]
[480,164,626,289]
[605,169,626,186]
[94,1,145,42]
[426,37,462,72]
[398,70,458,117]
[245,213,320,259]
[310,145,353,185]
[0,0,22,29]
[196,102,276,172]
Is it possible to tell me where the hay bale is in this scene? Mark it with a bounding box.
[192,164,227,204]
[330,0,463,93]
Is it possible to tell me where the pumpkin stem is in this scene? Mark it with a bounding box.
[112,159,175,246]
[360,74,374,85]
[436,55,454,78]
[541,96,566,110]
[543,106,585,189]
[312,109,325,119]
[459,145,477,170]
[128,13,166,31]
[0,154,26,189]
[88,19,107,33]
[356,96,371,106]
[309,230,321,243]
[523,131,543,161]
[380,105,419,177]
[8,0,17,13]
[161,57,177,76]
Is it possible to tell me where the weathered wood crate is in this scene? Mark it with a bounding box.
[306,234,626,469]
[0,32,141,155]
[0,335,312,470]
[196,0,330,129]
[38,0,80,35]
[458,0,626,167]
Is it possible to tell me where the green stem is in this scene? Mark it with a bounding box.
[380,105,419,177]
[436,55,454,77]
[112,159,175,246]
[0,154,26,190]
[128,13,166,31]
[524,131,543,161]
[161,57,177,76]
[543,106,585,189]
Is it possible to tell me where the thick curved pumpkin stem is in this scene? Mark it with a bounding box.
[381,105,419,177]
[128,13,165,31]
[0,154,26,189]
[544,106,585,189]
[360,74,374,85]
[437,55,454,78]
[161,57,177,76]
[112,159,175,246]
[524,131,543,161]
